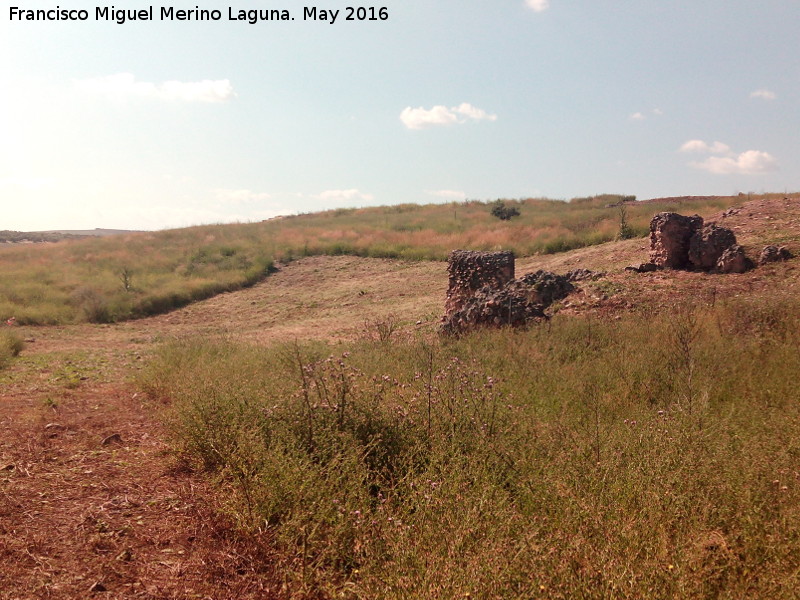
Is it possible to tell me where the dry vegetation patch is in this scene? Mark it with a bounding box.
[2,193,800,598]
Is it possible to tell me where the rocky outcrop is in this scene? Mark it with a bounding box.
[644,212,752,274]
[758,245,793,265]
[444,250,515,315]
[649,212,704,269]
[442,270,574,335]
[716,245,752,274]
[517,270,576,306]
[688,224,738,271]
[442,251,574,335]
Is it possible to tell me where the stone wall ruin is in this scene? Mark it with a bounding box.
[444,250,515,315]
[645,212,752,274]
[649,212,703,269]
[442,250,574,335]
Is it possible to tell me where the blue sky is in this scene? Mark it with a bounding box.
[2,0,798,230]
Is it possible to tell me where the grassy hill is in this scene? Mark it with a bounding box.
[0,194,750,325]
[2,192,800,598]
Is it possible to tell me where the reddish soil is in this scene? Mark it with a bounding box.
[1,256,444,599]
[0,377,284,599]
[1,195,798,598]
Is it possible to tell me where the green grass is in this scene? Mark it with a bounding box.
[140,294,800,599]
[0,330,24,370]
[0,194,747,325]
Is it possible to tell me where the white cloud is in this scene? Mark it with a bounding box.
[314,189,375,202]
[679,139,731,154]
[750,89,776,100]
[691,150,778,175]
[525,0,550,12]
[630,108,664,121]
[73,73,236,103]
[425,189,467,201]
[680,139,777,175]
[400,103,497,130]
[452,103,496,122]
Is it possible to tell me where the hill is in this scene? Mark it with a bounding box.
[0,194,756,325]
[1,192,799,599]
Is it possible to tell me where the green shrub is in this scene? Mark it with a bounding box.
[0,330,24,369]
[489,199,521,220]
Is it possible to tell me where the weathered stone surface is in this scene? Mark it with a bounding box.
[517,270,576,305]
[649,212,704,268]
[444,250,515,315]
[441,271,574,335]
[625,262,659,273]
[564,268,605,282]
[716,244,753,274]
[688,224,738,270]
[758,245,793,265]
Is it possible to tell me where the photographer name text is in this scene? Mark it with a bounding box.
[8,6,389,25]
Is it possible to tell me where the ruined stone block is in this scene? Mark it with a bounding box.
[649,212,703,269]
[444,250,515,315]
[688,224,738,271]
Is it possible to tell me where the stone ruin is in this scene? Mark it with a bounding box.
[442,250,575,335]
[444,250,515,315]
[627,211,795,274]
[758,244,794,266]
[632,212,753,274]
[648,212,703,269]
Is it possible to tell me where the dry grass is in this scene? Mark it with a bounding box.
[0,194,753,325]
[2,192,799,598]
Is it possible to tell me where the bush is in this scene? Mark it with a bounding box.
[0,330,24,369]
[489,200,521,221]
[70,287,112,323]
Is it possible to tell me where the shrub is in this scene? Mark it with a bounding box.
[0,330,24,369]
[70,286,112,323]
[489,200,521,221]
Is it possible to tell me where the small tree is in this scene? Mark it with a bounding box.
[490,200,520,221]
[616,204,635,240]
[118,267,134,293]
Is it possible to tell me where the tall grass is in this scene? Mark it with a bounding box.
[0,329,24,370]
[0,194,748,324]
[0,223,274,324]
[141,294,800,598]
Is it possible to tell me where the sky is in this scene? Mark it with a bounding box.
[2,0,799,231]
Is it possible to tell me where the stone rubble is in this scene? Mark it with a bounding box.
[444,250,515,315]
[688,224,738,271]
[442,251,575,335]
[649,212,704,269]
[758,245,793,265]
[632,212,758,274]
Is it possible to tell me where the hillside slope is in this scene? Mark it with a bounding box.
[16,194,800,355]
[2,194,799,599]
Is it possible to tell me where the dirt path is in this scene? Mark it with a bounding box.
[0,365,284,599]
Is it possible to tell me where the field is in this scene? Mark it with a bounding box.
[1,194,800,598]
[0,194,748,325]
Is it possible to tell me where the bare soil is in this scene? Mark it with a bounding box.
[1,195,799,598]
